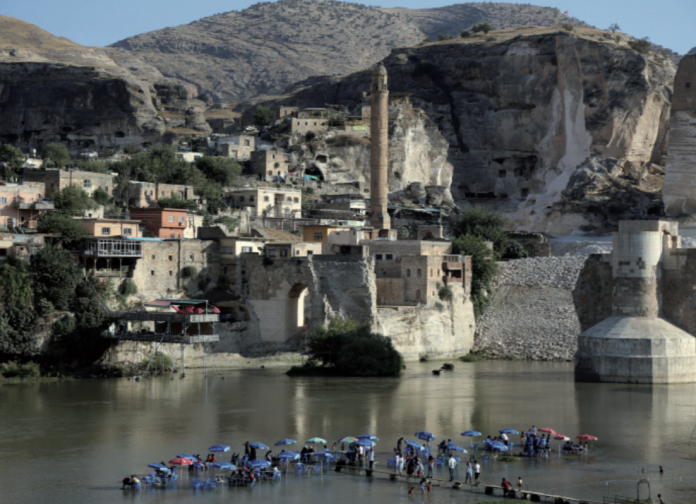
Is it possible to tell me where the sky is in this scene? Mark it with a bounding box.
[1,0,694,54]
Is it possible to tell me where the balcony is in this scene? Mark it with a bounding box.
[13,199,55,210]
[83,239,143,257]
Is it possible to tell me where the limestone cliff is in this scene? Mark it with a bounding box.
[0,15,210,149]
[265,27,674,233]
[279,105,453,201]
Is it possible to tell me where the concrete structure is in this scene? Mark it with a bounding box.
[226,187,301,218]
[125,182,197,208]
[76,218,140,238]
[663,53,696,215]
[314,193,367,221]
[289,109,330,135]
[250,149,288,179]
[574,220,696,383]
[265,241,322,259]
[129,208,188,239]
[23,168,114,198]
[177,152,203,163]
[369,63,390,230]
[0,184,53,229]
[506,231,551,257]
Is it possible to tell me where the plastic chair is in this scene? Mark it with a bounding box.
[131,481,141,490]
[191,478,206,490]
[307,464,322,475]
[387,458,396,468]
[481,455,490,463]
[142,476,155,487]
[294,463,305,474]
[206,477,217,489]
[472,444,479,452]
[272,470,281,481]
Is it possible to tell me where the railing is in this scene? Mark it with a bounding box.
[104,332,219,343]
[110,311,219,323]
[83,239,143,257]
[443,255,462,263]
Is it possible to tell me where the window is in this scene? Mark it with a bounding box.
[189,254,195,261]
[244,139,250,146]
[416,289,421,301]
[151,255,155,260]
[307,250,313,255]
[376,254,383,260]
[240,196,245,203]
[417,269,422,278]
[314,233,323,240]
[123,228,132,236]
[221,247,234,254]
[102,227,111,236]
[280,249,288,257]
[430,269,433,278]
[264,196,269,202]
[241,246,252,253]
[386,254,393,260]
[168,216,174,223]
[250,196,255,202]
[169,255,173,261]
[224,267,228,274]
[151,271,155,276]
[294,197,299,203]
[0,197,6,204]
[178,217,184,225]
[269,249,277,257]
[83,180,92,188]
[170,234,176,239]
[169,271,172,276]
[407,269,411,277]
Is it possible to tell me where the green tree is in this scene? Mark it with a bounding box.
[629,38,651,55]
[460,30,471,38]
[195,156,242,187]
[30,244,82,311]
[0,144,25,179]
[92,188,111,206]
[53,186,97,215]
[253,106,273,128]
[471,22,492,34]
[452,234,499,318]
[0,311,39,361]
[0,258,32,306]
[42,143,72,168]
[608,23,621,33]
[449,206,509,259]
[37,213,88,246]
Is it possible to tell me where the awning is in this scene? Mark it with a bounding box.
[0,240,14,248]
[145,299,209,307]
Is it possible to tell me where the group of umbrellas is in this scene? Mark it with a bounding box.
[150,428,599,472]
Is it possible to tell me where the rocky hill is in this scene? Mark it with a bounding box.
[0,15,211,150]
[110,0,591,104]
[259,26,675,233]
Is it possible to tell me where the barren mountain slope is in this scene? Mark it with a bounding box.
[109,0,593,104]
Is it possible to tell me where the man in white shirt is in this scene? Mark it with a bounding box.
[474,462,481,485]
[448,454,457,481]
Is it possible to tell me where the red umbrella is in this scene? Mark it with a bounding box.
[185,306,195,313]
[169,457,193,465]
[554,434,570,441]
[538,427,557,435]
[209,306,221,314]
[576,434,598,441]
[194,308,205,314]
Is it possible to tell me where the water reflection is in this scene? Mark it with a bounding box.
[2,361,696,504]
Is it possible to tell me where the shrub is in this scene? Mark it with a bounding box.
[442,362,454,370]
[562,23,574,32]
[37,213,88,246]
[120,279,138,296]
[253,106,273,128]
[438,284,453,301]
[0,258,32,306]
[2,361,21,377]
[485,36,497,42]
[92,188,111,206]
[1,361,40,378]
[42,142,71,168]
[303,187,315,195]
[53,186,97,215]
[471,22,492,34]
[460,30,471,38]
[158,195,198,211]
[435,301,444,312]
[145,353,173,374]
[36,298,54,316]
[326,135,368,148]
[438,34,455,41]
[214,216,239,232]
[182,266,199,279]
[629,39,651,55]
[615,35,622,43]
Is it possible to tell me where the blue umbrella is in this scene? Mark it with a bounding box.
[337,436,358,444]
[277,451,301,460]
[147,463,171,473]
[248,442,269,450]
[310,452,334,459]
[212,462,237,470]
[246,459,271,469]
[499,429,519,435]
[306,437,327,444]
[358,434,379,441]
[415,431,436,442]
[275,439,297,446]
[461,430,481,437]
[357,439,376,447]
[209,444,231,452]
[176,454,197,461]
[405,440,424,450]
[448,444,468,453]
[489,441,508,451]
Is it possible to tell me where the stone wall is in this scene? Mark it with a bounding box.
[474,257,586,360]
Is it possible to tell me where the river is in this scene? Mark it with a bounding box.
[1,360,693,504]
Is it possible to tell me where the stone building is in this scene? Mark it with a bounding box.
[217,134,256,160]
[125,181,197,208]
[289,108,331,135]
[574,220,696,383]
[23,168,114,198]
[226,187,301,218]
[250,149,288,179]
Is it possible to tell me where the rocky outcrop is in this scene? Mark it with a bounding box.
[663,53,696,215]
[281,105,453,201]
[0,15,210,150]
[474,256,585,361]
[267,27,675,233]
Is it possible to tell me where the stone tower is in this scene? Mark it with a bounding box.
[370,62,390,230]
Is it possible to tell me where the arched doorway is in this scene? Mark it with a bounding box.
[287,284,309,338]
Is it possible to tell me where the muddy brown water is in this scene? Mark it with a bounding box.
[1,360,694,504]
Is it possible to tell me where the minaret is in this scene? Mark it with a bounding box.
[370,62,390,230]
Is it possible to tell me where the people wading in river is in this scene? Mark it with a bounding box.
[465,462,473,484]
[448,454,457,481]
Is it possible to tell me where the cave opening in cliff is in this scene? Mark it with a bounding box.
[288,283,309,339]
[305,166,325,181]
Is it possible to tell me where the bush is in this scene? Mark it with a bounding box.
[144,353,173,374]
[485,36,497,42]
[629,39,651,54]
[438,284,453,301]
[0,258,32,306]
[120,279,138,296]
[460,30,471,38]
[42,143,71,168]
[303,187,315,195]
[471,22,492,34]
[182,265,199,279]
[442,362,454,370]
[562,23,574,32]
[435,301,444,312]
[36,298,55,316]
[158,195,198,211]
[214,216,239,233]
[0,361,37,378]
[253,106,273,128]
[460,354,478,362]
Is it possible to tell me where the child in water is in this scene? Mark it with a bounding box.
[408,487,415,496]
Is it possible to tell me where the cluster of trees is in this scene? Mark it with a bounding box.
[288,318,403,377]
[449,207,526,318]
[0,246,111,368]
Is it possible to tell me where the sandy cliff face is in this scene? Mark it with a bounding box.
[270,27,674,232]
